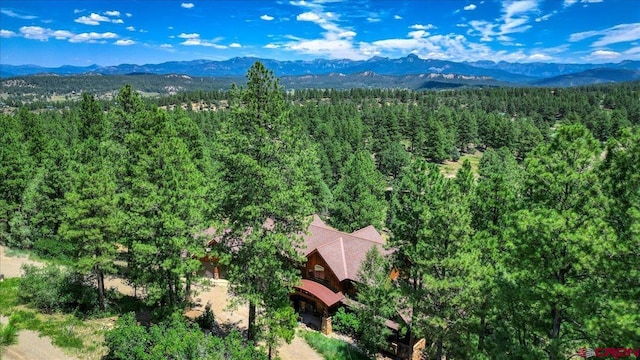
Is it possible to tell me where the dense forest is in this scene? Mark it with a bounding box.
[1,62,638,359]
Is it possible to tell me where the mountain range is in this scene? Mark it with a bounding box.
[2,54,640,88]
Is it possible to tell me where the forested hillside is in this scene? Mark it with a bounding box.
[1,62,638,359]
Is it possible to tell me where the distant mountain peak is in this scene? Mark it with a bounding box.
[1,56,638,87]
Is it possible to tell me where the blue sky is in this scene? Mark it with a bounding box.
[1,0,639,67]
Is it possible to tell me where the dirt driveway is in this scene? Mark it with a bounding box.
[187,280,323,360]
[0,246,322,360]
[0,246,76,360]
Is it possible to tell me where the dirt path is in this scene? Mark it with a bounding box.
[1,317,75,360]
[0,246,42,279]
[0,246,78,360]
[188,281,322,360]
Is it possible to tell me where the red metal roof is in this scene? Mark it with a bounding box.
[295,279,344,307]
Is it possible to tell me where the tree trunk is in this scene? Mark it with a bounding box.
[478,300,487,351]
[248,301,257,341]
[435,338,443,360]
[96,265,106,312]
[185,273,192,303]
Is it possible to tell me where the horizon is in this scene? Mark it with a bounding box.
[1,0,639,67]
[3,53,640,70]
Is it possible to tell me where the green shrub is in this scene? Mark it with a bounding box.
[0,316,19,348]
[302,330,371,360]
[196,303,216,332]
[332,307,360,337]
[18,264,97,314]
[105,312,268,360]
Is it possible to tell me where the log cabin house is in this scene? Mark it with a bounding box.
[199,215,425,360]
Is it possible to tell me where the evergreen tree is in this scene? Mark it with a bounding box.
[214,62,321,350]
[456,109,478,153]
[377,141,411,180]
[0,115,33,244]
[596,128,640,345]
[59,143,122,312]
[501,124,614,358]
[123,108,208,309]
[330,150,387,232]
[354,247,397,356]
[389,159,477,359]
[454,158,475,196]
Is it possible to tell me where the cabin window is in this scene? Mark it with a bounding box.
[314,264,325,280]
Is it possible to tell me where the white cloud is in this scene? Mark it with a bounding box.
[337,30,356,38]
[75,13,110,25]
[114,39,135,46]
[569,30,597,42]
[18,26,119,43]
[19,26,52,41]
[264,43,279,48]
[590,49,620,59]
[287,38,365,59]
[112,19,124,24]
[467,0,538,41]
[74,9,85,14]
[178,33,227,48]
[624,46,640,55]
[565,0,603,6]
[51,30,74,39]
[285,3,366,59]
[1,9,37,20]
[408,30,428,39]
[181,3,195,9]
[410,24,436,30]
[105,10,120,17]
[260,14,274,21]
[125,13,132,17]
[535,13,553,22]
[468,20,494,41]
[464,4,477,11]
[394,15,402,20]
[126,26,135,31]
[528,53,552,61]
[570,23,640,47]
[68,31,118,43]
[229,42,242,48]
[0,29,17,38]
[160,44,173,48]
[178,33,200,39]
[367,17,381,23]
[181,38,227,48]
[297,12,321,22]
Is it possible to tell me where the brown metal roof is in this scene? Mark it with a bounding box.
[295,279,345,307]
[302,215,389,282]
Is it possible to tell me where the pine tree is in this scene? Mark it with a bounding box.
[389,159,477,359]
[501,124,615,358]
[354,247,397,356]
[123,107,208,309]
[59,143,122,312]
[214,62,322,351]
[330,150,387,232]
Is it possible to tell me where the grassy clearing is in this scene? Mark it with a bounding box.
[0,277,110,359]
[439,150,483,178]
[301,329,371,360]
